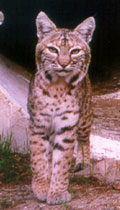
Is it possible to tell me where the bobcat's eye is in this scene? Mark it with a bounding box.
[71,48,81,55]
[48,46,58,54]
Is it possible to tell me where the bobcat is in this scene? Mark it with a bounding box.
[28,11,95,204]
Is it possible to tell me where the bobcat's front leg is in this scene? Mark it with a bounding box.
[29,131,50,201]
[47,132,76,205]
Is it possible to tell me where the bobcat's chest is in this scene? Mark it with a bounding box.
[33,80,80,134]
[38,80,80,115]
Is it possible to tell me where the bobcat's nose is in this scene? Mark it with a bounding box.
[58,55,70,68]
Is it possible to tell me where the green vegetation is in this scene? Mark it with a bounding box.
[81,177,90,185]
[0,132,31,183]
[60,200,71,210]
[0,198,12,209]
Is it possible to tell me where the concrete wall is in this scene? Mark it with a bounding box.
[0,55,30,152]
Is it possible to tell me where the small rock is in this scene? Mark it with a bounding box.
[113,180,120,190]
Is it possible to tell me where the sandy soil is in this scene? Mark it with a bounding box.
[0,176,120,210]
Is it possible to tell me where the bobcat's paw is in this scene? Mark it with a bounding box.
[47,191,72,205]
[32,181,49,201]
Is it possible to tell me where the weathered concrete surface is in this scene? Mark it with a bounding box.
[0,54,120,183]
[0,55,30,152]
[0,55,31,112]
[90,82,120,183]
[90,158,120,184]
[0,86,29,152]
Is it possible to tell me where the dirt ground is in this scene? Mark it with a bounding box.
[0,176,120,210]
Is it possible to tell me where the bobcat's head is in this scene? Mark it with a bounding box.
[36,12,95,86]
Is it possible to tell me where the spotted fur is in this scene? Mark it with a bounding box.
[28,11,95,205]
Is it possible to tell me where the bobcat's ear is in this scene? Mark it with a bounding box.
[74,17,95,43]
[36,11,56,39]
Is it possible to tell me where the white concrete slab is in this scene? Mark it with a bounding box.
[90,134,120,160]
[0,55,31,112]
[0,55,30,152]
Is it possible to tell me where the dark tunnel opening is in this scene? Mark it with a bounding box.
[0,0,120,82]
